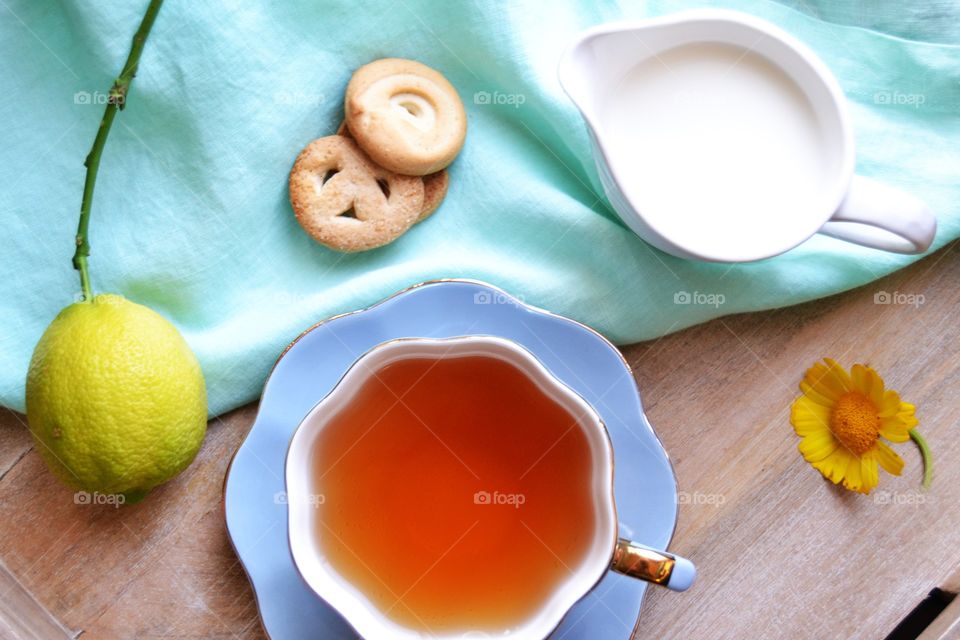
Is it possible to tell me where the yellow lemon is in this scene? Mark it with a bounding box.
[26,294,207,502]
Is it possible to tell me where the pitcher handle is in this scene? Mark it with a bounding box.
[818,175,936,254]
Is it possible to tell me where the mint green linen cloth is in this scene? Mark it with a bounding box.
[1,0,958,416]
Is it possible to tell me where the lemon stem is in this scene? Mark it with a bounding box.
[72,0,165,302]
[909,428,933,489]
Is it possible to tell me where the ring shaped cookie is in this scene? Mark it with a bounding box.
[289,136,424,252]
[346,58,467,176]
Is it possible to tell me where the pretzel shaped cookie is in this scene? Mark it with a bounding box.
[345,58,467,176]
[337,120,449,222]
[289,136,424,252]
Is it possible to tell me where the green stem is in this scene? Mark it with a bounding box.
[909,428,933,489]
[72,0,164,302]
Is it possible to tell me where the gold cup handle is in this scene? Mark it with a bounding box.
[610,538,696,591]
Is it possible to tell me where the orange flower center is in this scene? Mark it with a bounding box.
[830,391,880,455]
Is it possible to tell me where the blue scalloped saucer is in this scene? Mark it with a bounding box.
[224,279,678,639]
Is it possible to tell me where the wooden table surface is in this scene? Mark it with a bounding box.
[1,242,957,640]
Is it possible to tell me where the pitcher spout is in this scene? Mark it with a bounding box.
[558,30,605,126]
[559,10,762,131]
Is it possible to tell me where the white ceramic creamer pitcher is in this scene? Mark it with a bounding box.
[558,9,937,262]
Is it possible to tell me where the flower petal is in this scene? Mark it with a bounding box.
[799,381,838,408]
[860,452,880,493]
[851,364,870,393]
[842,453,864,493]
[801,361,846,403]
[880,416,912,443]
[791,397,832,435]
[878,389,903,418]
[823,358,853,393]
[813,447,853,485]
[867,370,886,406]
[799,432,838,462]
[897,402,919,429]
[851,364,886,407]
[875,441,904,476]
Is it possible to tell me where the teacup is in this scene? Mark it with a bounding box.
[286,335,694,639]
[559,9,937,262]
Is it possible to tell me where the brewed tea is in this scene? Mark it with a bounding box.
[310,353,599,633]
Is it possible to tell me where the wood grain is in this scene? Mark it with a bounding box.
[0,558,75,639]
[0,408,33,480]
[0,242,956,639]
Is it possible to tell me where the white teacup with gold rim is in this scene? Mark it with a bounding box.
[285,336,694,639]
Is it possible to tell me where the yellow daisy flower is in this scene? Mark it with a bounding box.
[791,358,921,494]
